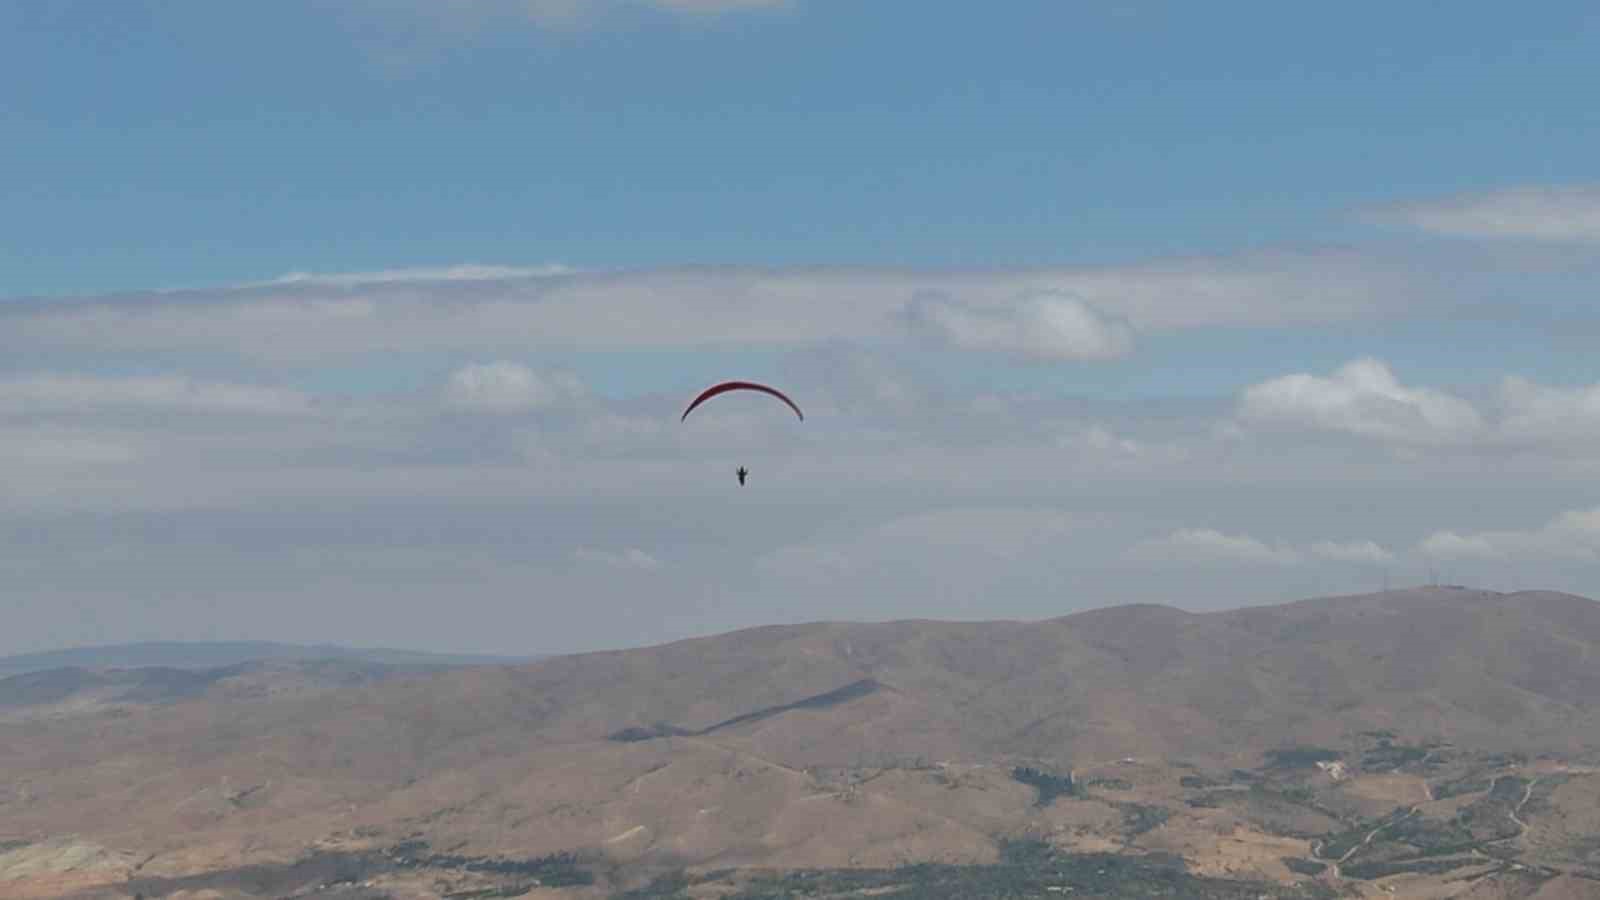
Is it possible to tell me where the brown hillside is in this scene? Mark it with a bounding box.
[4,586,1600,898]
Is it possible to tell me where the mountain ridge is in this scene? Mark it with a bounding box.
[0,639,538,676]
[6,585,1600,898]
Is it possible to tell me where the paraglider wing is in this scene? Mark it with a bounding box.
[681,381,804,422]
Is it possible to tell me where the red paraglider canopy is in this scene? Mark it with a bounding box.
[681,381,804,422]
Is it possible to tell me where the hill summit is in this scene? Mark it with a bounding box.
[5,586,1600,899]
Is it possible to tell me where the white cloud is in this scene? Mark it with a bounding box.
[13,241,1600,653]
[904,292,1134,361]
[0,432,141,467]
[266,263,574,287]
[1496,376,1600,445]
[782,346,952,429]
[577,411,667,440]
[650,0,789,13]
[443,362,587,413]
[871,507,1081,557]
[1418,507,1600,562]
[753,543,855,582]
[1,254,1426,362]
[373,0,788,33]
[1127,530,1398,568]
[1236,358,1484,446]
[1129,528,1304,566]
[1235,364,1600,454]
[0,374,315,417]
[573,546,662,569]
[754,506,1085,584]
[1381,184,1600,242]
[1307,539,1395,565]
[1075,425,1140,455]
[1417,531,1503,561]
[1053,423,1188,466]
[1051,250,1413,329]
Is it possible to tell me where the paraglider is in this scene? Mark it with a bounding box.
[680,381,804,486]
[680,381,804,423]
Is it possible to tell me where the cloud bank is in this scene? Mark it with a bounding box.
[1232,359,1600,458]
[444,362,587,413]
[370,0,791,33]
[0,254,1429,362]
[1382,184,1600,242]
[1236,358,1484,446]
[1128,529,1396,568]
[0,374,315,417]
[904,292,1135,361]
[1420,507,1600,562]
[5,247,1600,656]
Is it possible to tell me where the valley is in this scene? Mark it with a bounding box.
[5,587,1600,899]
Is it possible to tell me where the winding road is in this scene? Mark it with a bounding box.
[1314,766,1599,888]
[1314,775,1540,880]
[1311,806,1419,878]
[1497,775,1540,837]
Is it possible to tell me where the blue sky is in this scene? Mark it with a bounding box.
[7,1,1599,295]
[5,1,1600,656]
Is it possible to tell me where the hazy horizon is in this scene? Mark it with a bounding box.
[5,2,1600,658]
[1,582,1565,661]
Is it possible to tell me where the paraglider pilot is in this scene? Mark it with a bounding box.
[680,382,802,489]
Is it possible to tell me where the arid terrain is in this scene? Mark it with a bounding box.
[5,586,1600,899]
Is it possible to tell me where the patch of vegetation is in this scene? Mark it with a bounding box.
[1180,774,1222,789]
[1383,814,1478,856]
[701,842,1338,900]
[1486,774,1528,803]
[1519,774,1572,820]
[1559,834,1600,866]
[1118,802,1171,839]
[445,888,543,899]
[1452,778,1526,842]
[1317,829,1367,862]
[1245,782,1340,825]
[1361,743,1429,770]
[1179,783,1329,837]
[608,723,691,742]
[375,840,595,891]
[616,871,693,899]
[401,849,595,886]
[1317,808,1412,861]
[1282,858,1326,877]
[1011,766,1079,807]
[126,851,398,899]
[1278,785,1316,805]
[1087,776,1134,791]
[1433,776,1493,800]
[1264,746,1342,770]
[998,837,1056,867]
[1341,856,1481,881]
